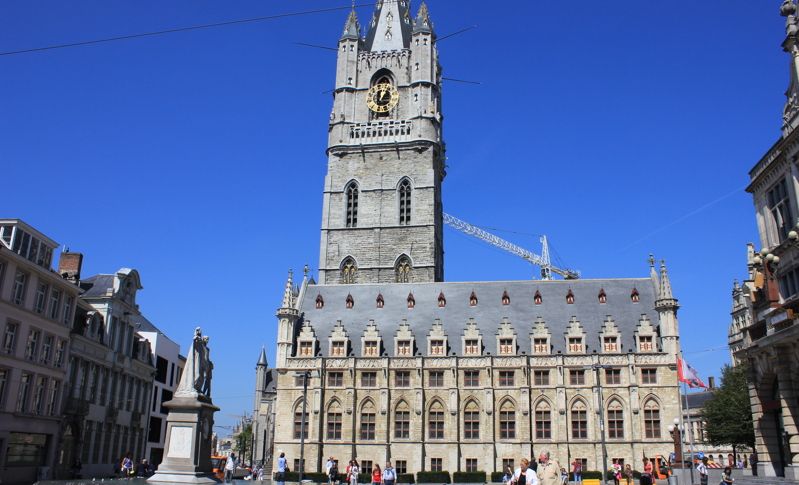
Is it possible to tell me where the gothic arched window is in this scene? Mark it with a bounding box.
[395,255,412,283]
[570,400,588,439]
[535,400,552,440]
[428,401,445,439]
[341,257,357,284]
[643,399,661,438]
[607,400,624,439]
[499,400,516,439]
[345,182,359,228]
[463,400,480,439]
[399,179,412,225]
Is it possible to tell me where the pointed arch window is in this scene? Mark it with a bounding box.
[345,182,359,228]
[469,291,478,306]
[394,400,411,439]
[534,290,542,305]
[407,292,415,309]
[399,179,412,225]
[326,401,343,440]
[376,293,385,309]
[535,400,552,439]
[607,400,624,439]
[294,402,309,439]
[463,401,480,439]
[360,400,376,440]
[631,288,640,303]
[499,401,516,439]
[315,294,324,309]
[570,400,588,439]
[428,401,445,439]
[341,258,357,284]
[501,290,510,305]
[437,292,446,308]
[345,293,355,309]
[566,289,575,304]
[598,289,607,304]
[643,400,661,438]
[395,256,412,283]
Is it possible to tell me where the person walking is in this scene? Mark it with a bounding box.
[623,464,633,485]
[560,468,568,485]
[697,458,709,485]
[225,453,238,483]
[610,459,621,485]
[503,466,514,484]
[372,464,382,485]
[276,452,287,485]
[537,452,561,485]
[330,459,340,485]
[348,460,360,485]
[571,460,582,485]
[382,461,397,485]
[511,458,539,485]
[327,457,336,485]
[722,467,734,485]
[641,458,653,485]
[120,452,134,479]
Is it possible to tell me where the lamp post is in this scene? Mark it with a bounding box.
[667,419,684,469]
[586,364,610,485]
[295,370,318,483]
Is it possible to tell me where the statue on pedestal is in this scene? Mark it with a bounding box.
[176,327,212,399]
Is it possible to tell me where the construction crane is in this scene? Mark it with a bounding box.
[443,213,580,280]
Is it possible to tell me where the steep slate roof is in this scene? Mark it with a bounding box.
[685,390,716,409]
[298,278,659,357]
[79,274,115,298]
[364,0,413,51]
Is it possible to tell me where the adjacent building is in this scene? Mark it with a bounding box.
[0,220,78,483]
[253,347,277,472]
[269,1,683,476]
[729,1,799,479]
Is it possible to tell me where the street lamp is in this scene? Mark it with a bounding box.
[295,370,320,482]
[585,364,610,485]
[668,418,695,485]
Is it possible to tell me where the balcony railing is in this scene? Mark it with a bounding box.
[349,120,413,143]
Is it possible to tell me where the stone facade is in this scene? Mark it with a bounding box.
[270,1,683,477]
[253,347,277,473]
[728,1,799,479]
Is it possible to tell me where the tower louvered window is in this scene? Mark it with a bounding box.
[396,256,412,283]
[399,179,412,225]
[341,258,357,284]
[345,182,359,228]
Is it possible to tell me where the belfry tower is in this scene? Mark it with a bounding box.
[318,1,445,285]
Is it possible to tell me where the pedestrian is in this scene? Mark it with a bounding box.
[136,459,149,477]
[537,452,561,485]
[276,452,287,485]
[511,458,539,485]
[623,464,633,485]
[571,459,582,485]
[560,468,568,485]
[348,460,360,485]
[382,461,397,485]
[225,453,237,483]
[327,457,336,485]
[610,459,621,485]
[641,458,653,485]
[721,467,734,485]
[372,464,382,485]
[503,466,514,484]
[121,452,134,479]
[697,457,709,485]
[330,458,340,485]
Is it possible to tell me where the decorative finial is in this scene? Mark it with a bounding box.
[648,254,655,268]
[304,264,310,277]
[782,0,796,18]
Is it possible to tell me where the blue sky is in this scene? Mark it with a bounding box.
[0,1,785,432]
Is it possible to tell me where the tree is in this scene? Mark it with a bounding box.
[702,364,755,455]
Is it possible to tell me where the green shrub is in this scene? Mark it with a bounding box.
[358,472,373,483]
[278,471,333,482]
[579,471,603,480]
[452,471,486,483]
[490,472,506,483]
[398,473,416,483]
[417,471,451,483]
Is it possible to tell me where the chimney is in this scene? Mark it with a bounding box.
[708,376,716,390]
[58,251,83,284]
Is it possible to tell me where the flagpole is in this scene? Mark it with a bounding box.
[677,354,696,485]
[682,381,697,485]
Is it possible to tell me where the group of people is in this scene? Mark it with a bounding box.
[117,452,154,478]
[324,456,399,485]
[501,452,565,485]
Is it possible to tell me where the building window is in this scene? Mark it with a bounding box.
[32,376,46,415]
[499,338,514,355]
[469,291,478,306]
[533,338,548,354]
[361,372,377,387]
[345,182,359,228]
[331,340,346,356]
[644,400,661,438]
[498,370,515,387]
[534,290,542,305]
[566,289,575,304]
[364,340,379,356]
[341,257,357,284]
[53,340,66,368]
[40,335,53,365]
[361,461,374,474]
[395,371,410,387]
[397,340,411,356]
[464,401,480,439]
[47,380,59,415]
[17,372,31,413]
[464,339,479,355]
[431,458,443,472]
[327,372,343,387]
[571,401,588,439]
[0,368,7,405]
[48,289,62,320]
[62,296,74,325]
[376,293,384,308]
[598,289,607,304]
[294,409,309,439]
[768,178,794,242]
[406,292,415,308]
[430,339,445,356]
[315,294,324,309]
[12,270,27,306]
[298,341,313,357]
[568,337,584,353]
[294,375,305,387]
[429,370,444,388]
[3,322,18,354]
[607,401,624,439]
[33,282,48,314]
[25,329,40,361]
[499,401,516,439]
[428,402,445,439]
[398,179,412,225]
[395,461,407,475]
[294,459,306,473]
[326,411,342,440]
[501,290,510,305]
[603,336,619,352]
[605,368,621,385]
[631,288,640,303]
[502,459,515,475]
[535,401,552,439]
[464,370,480,387]
[466,458,478,472]
[639,335,654,352]
[641,368,657,385]
[438,292,446,307]
[396,256,412,283]
[534,370,550,386]
[395,408,410,439]
[569,370,586,385]
[360,409,376,440]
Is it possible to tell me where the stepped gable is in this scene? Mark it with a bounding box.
[298,278,658,356]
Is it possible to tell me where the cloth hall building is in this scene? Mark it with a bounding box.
[270,1,683,476]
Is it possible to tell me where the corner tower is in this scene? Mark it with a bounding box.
[319,1,445,284]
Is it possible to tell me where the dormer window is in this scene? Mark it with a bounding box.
[299,341,313,356]
[631,288,640,303]
[598,289,607,304]
[407,292,415,309]
[346,294,354,309]
[315,294,324,309]
[603,336,619,353]
[501,291,510,305]
[499,338,514,355]
[364,340,379,357]
[534,290,542,305]
[430,339,445,356]
[639,335,654,352]
[397,340,412,356]
[331,340,346,357]
[376,293,385,309]
[533,338,549,354]
[464,339,479,355]
[438,292,446,308]
[568,337,584,353]
[566,289,575,304]
[469,291,478,306]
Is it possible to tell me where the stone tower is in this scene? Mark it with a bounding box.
[318,0,445,285]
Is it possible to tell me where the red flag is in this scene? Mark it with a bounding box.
[678,357,707,389]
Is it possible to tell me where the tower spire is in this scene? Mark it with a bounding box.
[341,5,361,40]
[658,260,674,301]
[780,0,799,134]
[649,253,660,292]
[257,346,268,367]
[281,269,295,309]
[364,0,413,51]
[413,1,433,34]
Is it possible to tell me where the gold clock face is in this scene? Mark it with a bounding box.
[366,83,399,113]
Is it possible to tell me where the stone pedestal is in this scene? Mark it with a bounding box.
[148,395,220,484]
